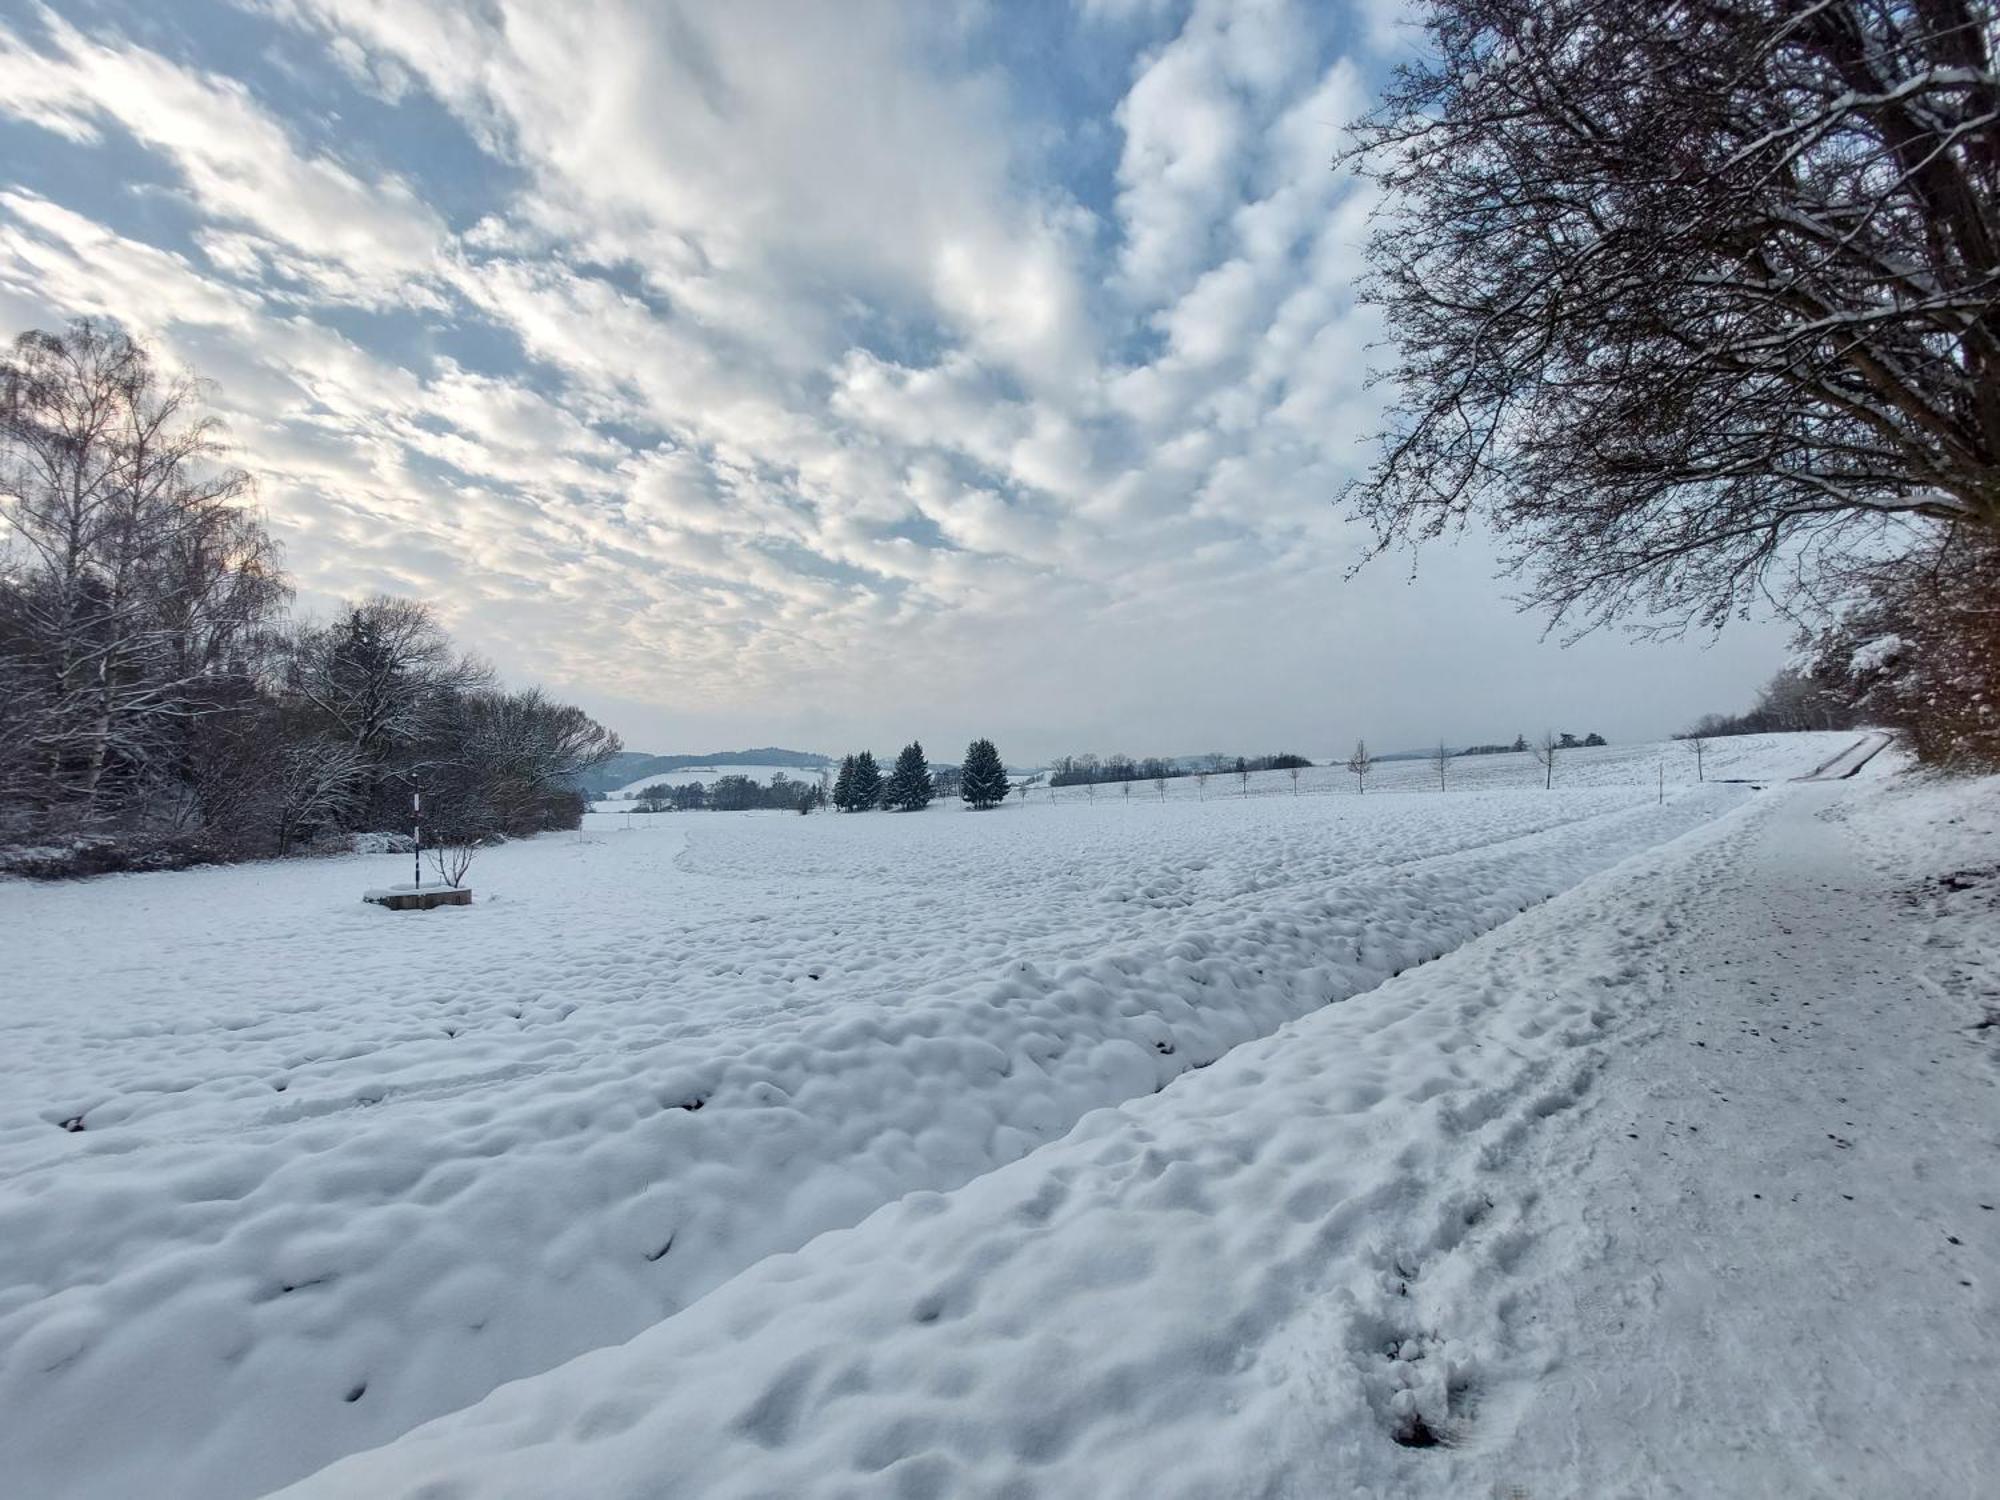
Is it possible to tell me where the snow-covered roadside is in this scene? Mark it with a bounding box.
[0,783,1746,1500]
[277,766,2000,1500]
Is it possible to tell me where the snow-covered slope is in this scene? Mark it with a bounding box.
[592,733,1863,810]
[276,753,2000,1500]
[0,732,1928,1498]
[1038,729,1866,803]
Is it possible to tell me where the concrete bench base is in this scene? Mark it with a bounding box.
[363,887,471,911]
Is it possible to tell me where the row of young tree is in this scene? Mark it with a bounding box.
[831,739,1009,811]
[0,322,620,874]
[1341,731,1598,794]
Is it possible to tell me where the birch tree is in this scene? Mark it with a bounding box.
[0,321,282,825]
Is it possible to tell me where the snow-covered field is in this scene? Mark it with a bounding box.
[1023,731,1867,804]
[595,733,1859,809]
[4,731,1988,1499]
[278,741,2000,1500]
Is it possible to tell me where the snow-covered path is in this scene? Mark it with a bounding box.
[1485,772,1999,1495]
[1793,730,1894,781]
[277,767,1999,1500]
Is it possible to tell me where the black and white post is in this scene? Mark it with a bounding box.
[412,780,422,892]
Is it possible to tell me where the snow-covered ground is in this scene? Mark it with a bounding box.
[1044,731,1868,802]
[4,732,1988,1499]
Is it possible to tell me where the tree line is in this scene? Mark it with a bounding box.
[631,772,827,814]
[1680,668,1862,744]
[1454,732,1605,757]
[632,741,1012,816]
[0,322,620,876]
[1047,751,1310,787]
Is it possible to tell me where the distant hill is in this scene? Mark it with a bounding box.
[574,747,830,799]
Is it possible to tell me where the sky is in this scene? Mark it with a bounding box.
[0,0,1792,762]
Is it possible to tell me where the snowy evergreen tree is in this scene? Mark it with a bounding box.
[849,750,882,810]
[832,754,857,811]
[960,738,1007,809]
[885,741,931,810]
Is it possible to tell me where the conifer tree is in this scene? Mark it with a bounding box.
[849,750,883,810]
[832,754,857,811]
[960,738,1007,809]
[885,740,932,810]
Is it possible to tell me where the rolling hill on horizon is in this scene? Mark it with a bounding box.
[575,747,831,799]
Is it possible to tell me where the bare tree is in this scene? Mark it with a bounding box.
[428,829,480,889]
[0,321,283,824]
[1154,769,1169,802]
[273,735,369,855]
[0,607,58,822]
[1685,732,1709,783]
[1288,763,1302,795]
[444,686,620,831]
[284,597,489,776]
[425,792,494,889]
[1430,739,1452,791]
[1196,768,1209,801]
[0,326,629,864]
[1343,0,2000,633]
[1346,739,1373,793]
[1533,730,1560,790]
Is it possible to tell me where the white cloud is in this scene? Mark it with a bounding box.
[0,11,442,303]
[0,0,1790,756]
[0,191,254,332]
